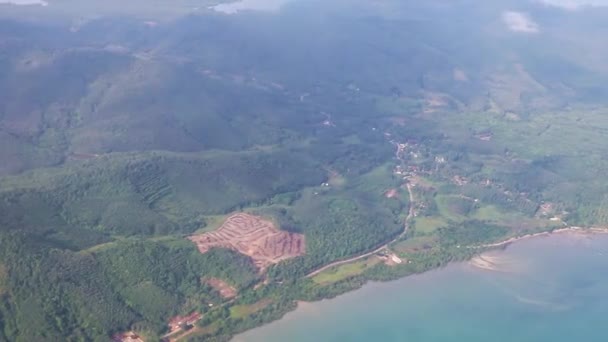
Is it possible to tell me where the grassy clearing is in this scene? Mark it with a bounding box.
[230,299,273,319]
[472,205,559,232]
[413,216,448,234]
[193,214,229,234]
[435,195,474,222]
[341,134,363,145]
[78,240,119,254]
[472,205,511,222]
[312,258,381,285]
[351,163,400,195]
[393,236,438,254]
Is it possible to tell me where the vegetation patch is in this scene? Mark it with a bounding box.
[230,299,273,320]
[204,277,237,299]
[412,216,448,234]
[435,195,476,221]
[312,258,381,285]
[2,3,608,341]
[394,236,438,254]
[0,263,7,295]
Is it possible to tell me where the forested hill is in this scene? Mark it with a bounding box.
[2,0,608,341]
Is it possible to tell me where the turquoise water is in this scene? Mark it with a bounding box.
[235,233,608,342]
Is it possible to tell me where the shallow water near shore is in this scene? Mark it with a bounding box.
[235,233,608,342]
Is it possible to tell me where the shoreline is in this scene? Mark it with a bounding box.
[234,226,608,341]
[472,226,608,249]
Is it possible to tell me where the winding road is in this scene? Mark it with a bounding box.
[306,183,415,278]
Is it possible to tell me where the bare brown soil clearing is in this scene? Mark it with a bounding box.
[171,322,220,342]
[384,188,399,198]
[407,175,434,189]
[422,92,452,114]
[112,331,144,342]
[189,213,305,270]
[204,277,237,299]
[168,312,202,334]
[325,168,346,187]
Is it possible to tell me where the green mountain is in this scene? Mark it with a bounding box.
[2,0,608,341]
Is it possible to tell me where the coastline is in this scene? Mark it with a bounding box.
[233,226,608,341]
[472,226,608,249]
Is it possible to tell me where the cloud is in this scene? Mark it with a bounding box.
[0,0,48,5]
[538,0,608,9]
[502,11,540,33]
[212,0,291,14]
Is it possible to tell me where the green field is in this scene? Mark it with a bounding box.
[412,216,448,234]
[312,258,382,285]
[230,300,273,320]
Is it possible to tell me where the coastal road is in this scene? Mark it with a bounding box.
[306,183,415,278]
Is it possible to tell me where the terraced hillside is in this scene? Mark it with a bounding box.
[190,213,305,271]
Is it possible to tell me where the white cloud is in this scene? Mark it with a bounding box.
[0,0,47,5]
[502,11,540,33]
[539,0,608,9]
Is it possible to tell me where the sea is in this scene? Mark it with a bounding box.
[235,233,608,342]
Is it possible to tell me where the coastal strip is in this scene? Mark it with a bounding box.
[471,226,608,249]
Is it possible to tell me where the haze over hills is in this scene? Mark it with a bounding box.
[1,0,608,341]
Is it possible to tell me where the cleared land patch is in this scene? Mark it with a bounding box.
[168,312,202,334]
[384,188,399,198]
[204,277,237,299]
[189,213,305,270]
[112,331,144,342]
